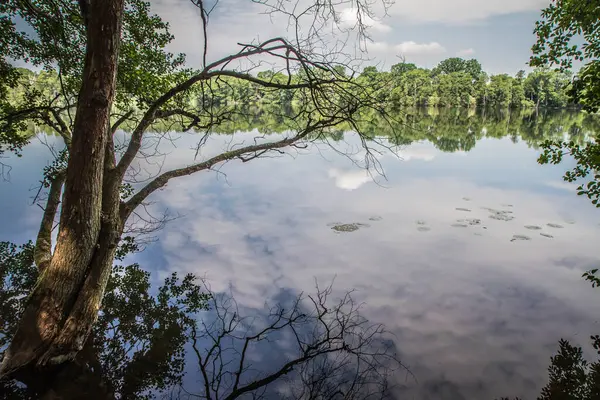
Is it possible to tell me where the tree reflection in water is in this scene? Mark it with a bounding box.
[0,241,406,399]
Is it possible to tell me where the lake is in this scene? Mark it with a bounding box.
[1,109,599,399]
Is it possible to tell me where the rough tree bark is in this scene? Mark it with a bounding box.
[0,0,126,383]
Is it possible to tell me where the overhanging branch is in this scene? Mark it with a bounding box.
[110,110,134,135]
[114,37,344,181]
[121,115,340,217]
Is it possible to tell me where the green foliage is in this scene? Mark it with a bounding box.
[0,241,37,398]
[433,57,482,80]
[0,0,186,153]
[391,62,417,76]
[533,0,600,224]
[533,3,600,384]
[538,138,600,206]
[0,65,29,155]
[115,235,140,260]
[496,337,600,399]
[1,61,578,153]
[436,72,474,107]
[531,0,600,113]
[205,107,597,155]
[0,241,210,399]
[583,269,600,288]
[524,68,572,109]
[94,264,210,398]
[385,58,570,109]
[117,0,187,109]
[41,148,68,187]
[488,75,513,108]
[0,241,37,351]
[570,62,600,113]
[3,61,578,139]
[538,339,600,400]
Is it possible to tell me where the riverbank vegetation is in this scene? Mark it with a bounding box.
[5,59,577,118]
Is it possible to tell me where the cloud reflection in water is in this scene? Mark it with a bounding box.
[133,132,600,399]
[2,131,599,399]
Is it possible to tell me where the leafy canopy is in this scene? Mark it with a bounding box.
[531,0,600,112]
[0,0,186,154]
[535,1,600,215]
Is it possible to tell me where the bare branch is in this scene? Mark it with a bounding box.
[114,37,345,180]
[190,0,210,68]
[110,110,134,135]
[184,282,409,400]
[121,115,340,216]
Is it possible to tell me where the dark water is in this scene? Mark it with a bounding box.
[1,110,600,399]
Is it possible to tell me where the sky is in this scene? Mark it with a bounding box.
[150,0,551,75]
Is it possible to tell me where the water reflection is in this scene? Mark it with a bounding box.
[0,246,399,399]
[1,109,600,399]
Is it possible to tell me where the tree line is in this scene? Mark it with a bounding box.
[6,57,576,121]
[375,59,573,109]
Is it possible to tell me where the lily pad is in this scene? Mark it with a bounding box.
[547,223,564,229]
[489,213,515,222]
[330,223,369,233]
[524,225,542,230]
[455,218,481,226]
[510,235,531,242]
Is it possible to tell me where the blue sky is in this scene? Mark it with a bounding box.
[151,0,550,75]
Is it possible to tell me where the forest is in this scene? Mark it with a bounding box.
[6,57,575,122]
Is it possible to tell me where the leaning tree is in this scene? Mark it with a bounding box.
[0,0,393,390]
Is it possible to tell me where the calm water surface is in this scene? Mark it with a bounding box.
[1,111,600,399]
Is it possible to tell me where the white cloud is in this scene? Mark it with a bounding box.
[399,146,437,161]
[368,41,392,53]
[544,181,579,192]
[339,8,392,33]
[457,48,475,57]
[119,130,600,398]
[389,0,548,24]
[396,41,446,56]
[368,41,446,57]
[328,168,373,190]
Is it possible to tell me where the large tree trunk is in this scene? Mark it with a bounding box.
[0,0,125,381]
